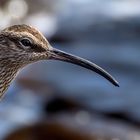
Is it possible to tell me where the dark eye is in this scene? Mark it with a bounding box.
[20,38,32,47]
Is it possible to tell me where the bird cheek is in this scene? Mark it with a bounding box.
[26,53,44,63]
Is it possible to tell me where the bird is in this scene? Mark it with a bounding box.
[0,24,119,99]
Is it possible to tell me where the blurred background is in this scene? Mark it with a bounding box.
[0,0,140,140]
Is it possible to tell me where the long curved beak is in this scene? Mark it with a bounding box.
[48,48,119,87]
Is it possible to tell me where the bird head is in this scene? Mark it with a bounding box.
[0,24,119,87]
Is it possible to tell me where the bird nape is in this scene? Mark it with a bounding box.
[0,24,119,99]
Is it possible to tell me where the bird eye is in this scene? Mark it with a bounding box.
[20,38,32,47]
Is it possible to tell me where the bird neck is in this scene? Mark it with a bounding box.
[0,61,19,98]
